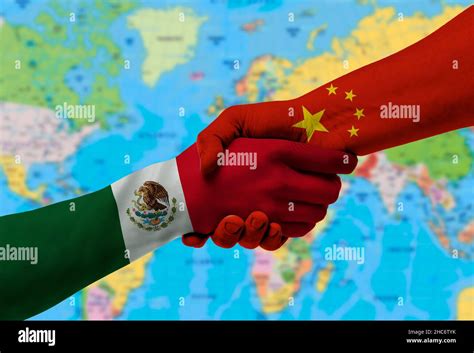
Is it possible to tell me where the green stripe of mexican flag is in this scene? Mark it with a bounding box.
[0,158,193,320]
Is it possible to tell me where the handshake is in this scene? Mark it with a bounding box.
[2,8,470,319]
[177,102,358,252]
[116,4,474,255]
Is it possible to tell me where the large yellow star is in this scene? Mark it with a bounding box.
[326,84,337,95]
[293,106,328,142]
[354,108,365,120]
[348,125,359,137]
[345,90,356,101]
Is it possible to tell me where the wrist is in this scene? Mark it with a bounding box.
[176,144,217,234]
[111,157,193,261]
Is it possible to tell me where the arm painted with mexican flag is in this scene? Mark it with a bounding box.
[0,139,355,320]
[198,6,474,175]
[0,158,188,321]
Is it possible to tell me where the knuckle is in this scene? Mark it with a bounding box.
[220,105,240,119]
[341,152,358,173]
[268,204,285,222]
[260,182,274,200]
[295,223,314,237]
[351,154,359,169]
[266,146,282,161]
[327,176,342,203]
[277,178,289,192]
[280,168,292,188]
[314,206,328,221]
[197,131,209,145]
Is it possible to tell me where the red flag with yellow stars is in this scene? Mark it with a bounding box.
[198,6,473,174]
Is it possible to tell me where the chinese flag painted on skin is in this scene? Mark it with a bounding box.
[198,6,474,173]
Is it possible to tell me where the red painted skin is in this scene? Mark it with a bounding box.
[178,138,357,250]
[183,7,473,250]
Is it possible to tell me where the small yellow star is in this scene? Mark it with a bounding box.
[292,106,328,142]
[354,108,365,120]
[326,84,337,95]
[348,125,359,137]
[345,90,356,101]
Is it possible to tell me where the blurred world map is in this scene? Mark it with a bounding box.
[0,0,473,320]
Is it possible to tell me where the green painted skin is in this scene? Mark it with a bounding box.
[0,186,129,320]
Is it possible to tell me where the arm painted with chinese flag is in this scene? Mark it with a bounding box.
[198,6,474,174]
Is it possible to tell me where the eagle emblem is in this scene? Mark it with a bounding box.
[126,181,177,231]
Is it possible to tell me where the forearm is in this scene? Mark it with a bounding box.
[201,6,473,169]
[297,4,473,155]
[0,186,127,320]
[0,158,191,320]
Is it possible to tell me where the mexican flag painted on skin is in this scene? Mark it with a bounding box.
[0,158,192,320]
[0,139,352,320]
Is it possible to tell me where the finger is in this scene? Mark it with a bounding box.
[279,236,289,247]
[276,141,358,174]
[260,223,286,251]
[239,211,269,249]
[197,106,241,176]
[182,232,210,248]
[211,215,244,248]
[282,170,342,205]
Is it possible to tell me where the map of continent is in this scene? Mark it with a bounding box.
[0,0,472,321]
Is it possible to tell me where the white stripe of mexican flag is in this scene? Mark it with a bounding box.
[111,158,193,262]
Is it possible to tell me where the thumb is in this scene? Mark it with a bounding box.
[196,133,224,176]
[197,105,243,176]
